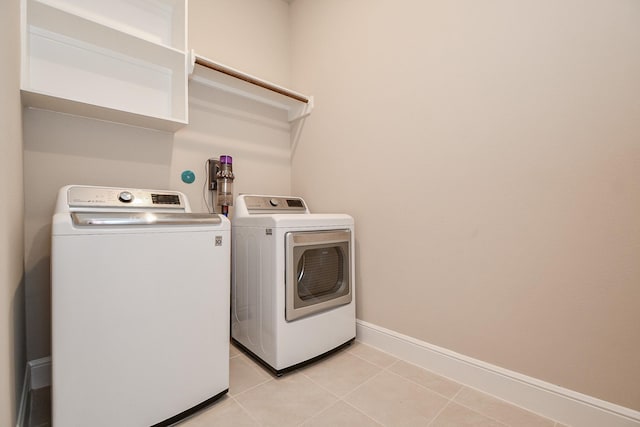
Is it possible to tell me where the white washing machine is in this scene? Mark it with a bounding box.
[231,195,355,375]
[51,185,230,427]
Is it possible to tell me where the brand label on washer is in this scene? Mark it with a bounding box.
[215,236,223,246]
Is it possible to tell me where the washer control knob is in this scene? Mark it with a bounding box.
[269,198,279,207]
[118,191,134,203]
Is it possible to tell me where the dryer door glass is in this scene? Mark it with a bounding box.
[285,230,351,321]
[297,246,346,300]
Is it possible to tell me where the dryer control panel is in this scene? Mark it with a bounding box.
[243,196,307,213]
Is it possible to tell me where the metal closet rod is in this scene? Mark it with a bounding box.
[194,57,310,104]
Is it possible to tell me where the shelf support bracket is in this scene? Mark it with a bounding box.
[288,96,314,123]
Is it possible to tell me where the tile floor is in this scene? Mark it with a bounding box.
[178,341,568,427]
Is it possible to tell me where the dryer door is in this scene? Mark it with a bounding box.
[285,229,351,321]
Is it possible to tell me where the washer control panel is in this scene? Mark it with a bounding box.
[67,186,185,209]
[243,196,307,213]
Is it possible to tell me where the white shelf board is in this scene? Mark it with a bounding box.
[32,0,184,49]
[188,52,313,123]
[28,0,186,69]
[21,91,187,132]
[21,0,188,131]
[23,27,187,123]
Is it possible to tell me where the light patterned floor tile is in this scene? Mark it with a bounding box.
[344,370,449,425]
[454,387,555,427]
[234,372,338,427]
[179,341,564,426]
[229,353,271,396]
[301,400,383,427]
[429,402,506,427]
[389,360,463,399]
[229,343,241,358]
[301,350,381,397]
[347,341,398,368]
[177,396,258,427]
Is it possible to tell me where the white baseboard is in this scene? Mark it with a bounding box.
[28,356,51,390]
[15,356,52,427]
[15,366,29,427]
[356,319,640,427]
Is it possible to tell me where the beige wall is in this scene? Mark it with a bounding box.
[16,0,640,416]
[22,0,291,361]
[22,112,174,360]
[0,0,26,424]
[189,0,291,86]
[290,0,640,410]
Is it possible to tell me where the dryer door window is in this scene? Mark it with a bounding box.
[285,230,351,321]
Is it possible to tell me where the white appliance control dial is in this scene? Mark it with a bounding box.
[269,198,279,207]
[118,191,134,203]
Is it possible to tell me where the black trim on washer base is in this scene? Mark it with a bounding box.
[231,337,356,377]
[150,388,228,427]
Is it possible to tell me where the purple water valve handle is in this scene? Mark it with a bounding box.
[220,155,232,164]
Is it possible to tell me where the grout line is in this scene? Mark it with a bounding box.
[294,398,340,427]
[349,350,511,427]
[229,375,273,399]
[227,355,274,398]
[233,351,274,377]
[298,368,344,400]
[447,387,513,427]
[450,386,465,403]
[425,387,467,427]
[340,399,386,426]
[297,348,381,399]
[342,350,388,373]
[347,342,400,369]
[347,350,398,371]
[229,394,264,426]
[383,364,463,402]
[295,348,389,426]
[347,352,395,369]
[381,357,548,426]
[232,368,338,427]
[454,384,560,426]
[426,399,454,427]
[228,342,549,427]
[388,356,466,392]
[340,364,389,400]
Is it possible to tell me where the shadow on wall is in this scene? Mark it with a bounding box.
[22,108,175,362]
[21,79,297,364]
[24,256,51,364]
[22,108,175,164]
[171,81,294,212]
[14,273,27,421]
[183,80,291,163]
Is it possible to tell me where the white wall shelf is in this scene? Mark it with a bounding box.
[188,52,313,123]
[20,0,188,132]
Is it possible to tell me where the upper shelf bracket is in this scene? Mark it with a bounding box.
[188,50,313,123]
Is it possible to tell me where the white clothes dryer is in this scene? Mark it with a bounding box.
[231,195,355,375]
[51,185,230,426]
